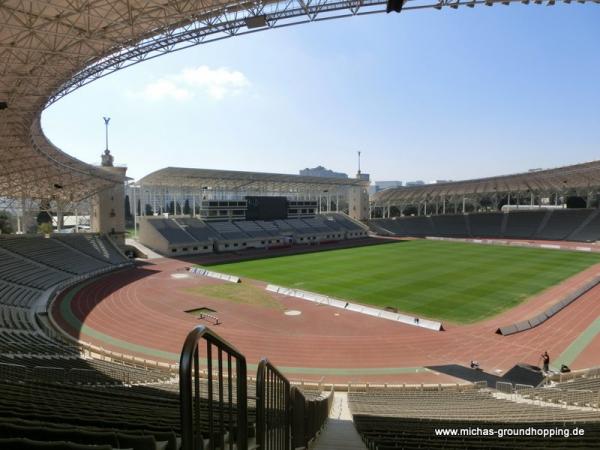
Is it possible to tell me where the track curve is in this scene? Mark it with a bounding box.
[51,251,600,384]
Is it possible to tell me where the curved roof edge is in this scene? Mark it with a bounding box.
[137,167,369,191]
[372,160,600,204]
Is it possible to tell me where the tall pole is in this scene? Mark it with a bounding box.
[103,117,110,150]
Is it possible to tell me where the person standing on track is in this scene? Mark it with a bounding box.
[541,351,550,373]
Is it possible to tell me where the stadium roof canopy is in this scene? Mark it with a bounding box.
[138,167,368,192]
[372,160,600,205]
[0,0,584,203]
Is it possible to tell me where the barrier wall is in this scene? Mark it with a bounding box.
[266,284,443,331]
[496,276,600,336]
[190,267,241,283]
[426,236,598,253]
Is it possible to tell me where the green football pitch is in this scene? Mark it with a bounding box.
[204,240,600,324]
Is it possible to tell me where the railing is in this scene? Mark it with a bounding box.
[256,358,291,450]
[290,386,334,449]
[180,326,248,450]
[180,326,335,450]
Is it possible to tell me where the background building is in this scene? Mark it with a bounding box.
[299,166,348,179]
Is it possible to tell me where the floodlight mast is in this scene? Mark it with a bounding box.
[103,117,111,151]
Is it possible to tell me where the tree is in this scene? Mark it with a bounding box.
[566,196,586,209]
[38,222,53,235]
[124,195,133,221]
[145,204,154,216]
[479,196,493,209]
[37,201,52,225]
[183,199,191,215]
[389,206,401,217]
[0,211,13,234]
[402,205,418,216]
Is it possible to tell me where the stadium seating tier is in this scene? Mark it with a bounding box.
[370,209,600,242]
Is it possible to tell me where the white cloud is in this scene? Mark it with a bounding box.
[134,66,250,102]
[179,66,250,100]
[140,79,192,102]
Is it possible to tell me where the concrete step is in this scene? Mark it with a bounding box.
[311,392,367,450]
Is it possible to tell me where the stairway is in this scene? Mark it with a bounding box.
[311,392,367,450]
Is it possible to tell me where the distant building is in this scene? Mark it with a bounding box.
[300,166,348,179]
[374,181,403,192]
[405,180,425,187]
[431,180,452,184]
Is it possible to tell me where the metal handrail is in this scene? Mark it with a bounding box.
[291,385,334,449]
[256,358,291,450]
[180,325,248,450]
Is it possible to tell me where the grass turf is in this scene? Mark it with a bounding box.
[183,284,284,310]
[203,240,600,324]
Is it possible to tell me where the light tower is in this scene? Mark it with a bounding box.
[103,116,110,150]
[101,117,114,166]
[349,150,369,220]
[92,116,127,247]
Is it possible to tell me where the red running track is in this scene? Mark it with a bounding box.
[52,255,600,384]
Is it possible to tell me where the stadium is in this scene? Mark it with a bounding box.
[2,1,600,450]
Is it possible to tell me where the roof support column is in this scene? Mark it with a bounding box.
[587,191,592,208]
[132,184,137,237]
[56,202,63,232]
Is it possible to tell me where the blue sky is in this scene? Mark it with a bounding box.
[42,5,600,183]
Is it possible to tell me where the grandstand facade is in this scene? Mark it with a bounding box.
[132,167,370,220]
[368,161,600,244]
[371,160,600,218]
[131,167,370,255]
[139,213,368,256]
[369,208,600,242]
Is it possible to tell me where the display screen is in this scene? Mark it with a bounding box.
[245,196,288,220]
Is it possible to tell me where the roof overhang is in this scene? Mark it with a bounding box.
[372,160,600,205]
[137,167,369,192]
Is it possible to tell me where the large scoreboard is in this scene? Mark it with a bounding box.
[245,196,288,221]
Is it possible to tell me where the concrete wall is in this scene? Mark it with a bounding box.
[348,186,369,221]
[91,166,127,246]
[138,216,213,256]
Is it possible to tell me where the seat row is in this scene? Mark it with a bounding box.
[141,213,369,255]
[0,236,112,275]
[371,209,600,242]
